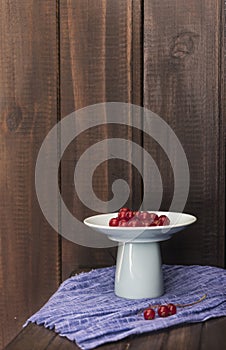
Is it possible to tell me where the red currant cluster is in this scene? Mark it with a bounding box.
[144,303,176,320]
[109,207,170,227]
[142,294,207,320]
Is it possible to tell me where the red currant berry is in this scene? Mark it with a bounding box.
[144,308,155,320]
[167,303,177,315]
[127,218,141,227]
[149,213,158,221]
[149,219,158,226]
[125,210,134,220]
[119,207,130,213]
[118,211,129,220]
[158,215,170,226]
[158,305,169,317]
[156,219,163,226]
[109,218,119,227]
[138,211,150,221]
[118,219,128,227]
[140,220,151,227]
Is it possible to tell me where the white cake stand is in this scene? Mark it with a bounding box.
[84,211,196,300]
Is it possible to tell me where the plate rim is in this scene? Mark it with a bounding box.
[84,211,197,230]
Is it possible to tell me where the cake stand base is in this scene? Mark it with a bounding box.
[115,241,164,299]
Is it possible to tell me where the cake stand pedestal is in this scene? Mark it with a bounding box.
[115,241,163,299]
[84,211,196,299]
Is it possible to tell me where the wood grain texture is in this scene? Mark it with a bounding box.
[223,0,226,268]
[60,0,143,279]
[5,317,226,350]
[0,1,59,348]
[1,1,225,348]
[164,323,202,350]
[200,317,226,350]
[143,0,225,266]
[3,324,57,350]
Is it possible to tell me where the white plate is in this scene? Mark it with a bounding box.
[84,211,197,243]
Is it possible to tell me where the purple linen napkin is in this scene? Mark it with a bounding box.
[25,265,226,349]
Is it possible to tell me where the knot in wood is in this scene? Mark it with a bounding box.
[6,106,22,132]
[170,32,198,59]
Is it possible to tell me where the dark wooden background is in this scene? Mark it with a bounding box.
[0,0,225,348]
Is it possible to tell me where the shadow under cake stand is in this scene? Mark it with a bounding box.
[84,212,196,300]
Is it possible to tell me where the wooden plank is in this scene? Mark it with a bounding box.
[4,324,57,350]
[0,1,59,347]
[129,332,168,349]
[143,0,225,266]
[223,0,226,268]
[46,334,79,350]
[6,318,226,350]
[200,317,226,350]
[60,0,143,279]
[164,323,202,350]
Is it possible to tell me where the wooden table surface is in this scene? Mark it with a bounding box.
[4,316,226,350]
